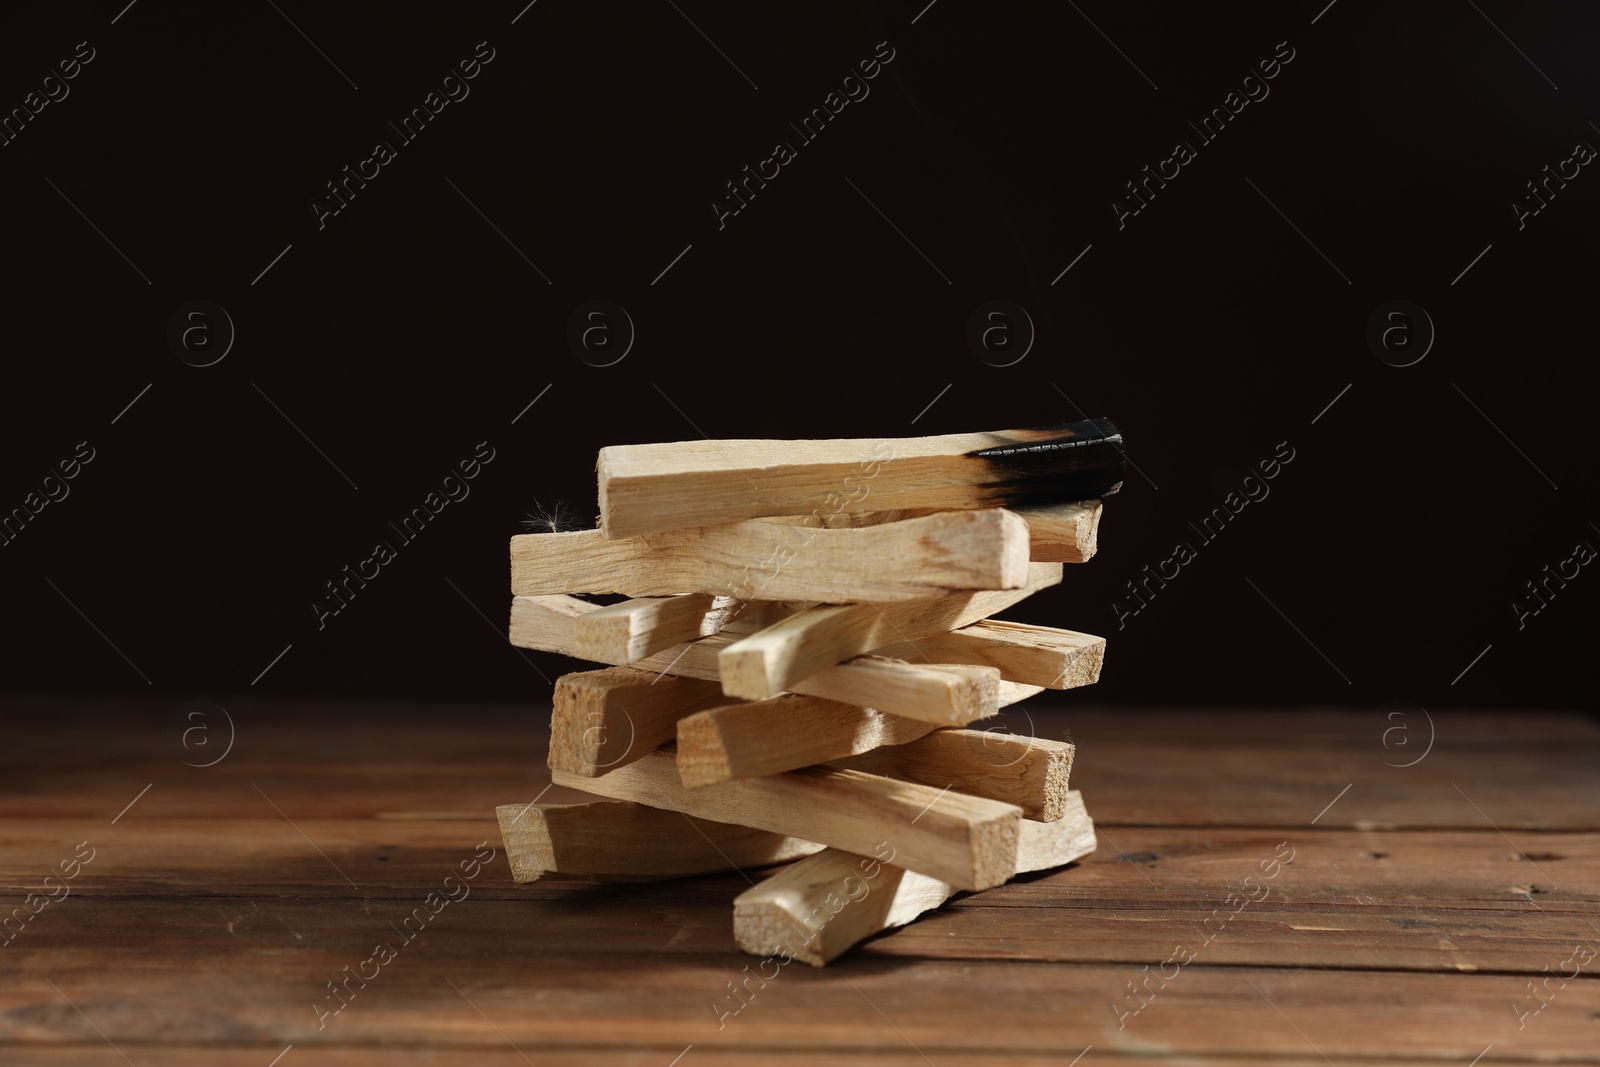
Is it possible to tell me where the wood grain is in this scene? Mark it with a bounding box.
[717,562,1063,700]
[553,749,1022,891]
[1016,499,1102,562]
[547,666,727,777]
[572,593,748,663]
[495,799,819,881]
[512,509,1031,601]
[597,419,1123,538]
[510,593,1002,723]
[830,730,1075,821]
[5,702,1599,1065]
[733,791,1096,965]
[769,500,1102,564]
[673,686,1037,788]
[873,618,1105,689]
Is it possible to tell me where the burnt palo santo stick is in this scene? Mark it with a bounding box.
[597,418,1124,539]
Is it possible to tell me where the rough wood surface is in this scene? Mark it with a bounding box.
[830,730,1074,821]
[792,500,1102,564]
[511,593,1002,722]
[572,593,748,663]
[495,799,819,881]
[1018,500,1102,562]
[553,749,1022,891]
[674,684,1038,788]
[874,619,1105,689]
[733,792,1096,965]
[596,420,1124,539]
[547,666,727,777]
[4,700,1598,1065]
[512,509,1031,601]
[717,562,1063,700]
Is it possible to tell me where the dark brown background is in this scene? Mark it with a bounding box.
[1,0,1595,712]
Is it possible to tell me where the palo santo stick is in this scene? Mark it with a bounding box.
[495,799,821,882]
[718,562,1063,700]
[675,682,1036,788]
[574,594,747,664]
[511,510,1030,602]
[510,594,1001,724]
[874,619,1105,690]
[776,499,1102,564]
[732,791,1095,965]
[552,750,1021,891]
[830,730,1075,821]
[549,666,727,777]
[1018,500,1102,563]
[597,418,1123,539]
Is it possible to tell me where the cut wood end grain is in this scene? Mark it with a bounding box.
[873,619,1105,691]
[830,729,1075,821]
[732,790,1095,965]
[572,593,747,663]
[547,666,726,778]
[1018,500,1102,563]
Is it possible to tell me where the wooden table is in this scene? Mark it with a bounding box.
[3,698,1596,1064]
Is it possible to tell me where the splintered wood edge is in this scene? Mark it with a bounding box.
[1018,500,1102,563]
[495,803,555,882]
[732,854,948,967]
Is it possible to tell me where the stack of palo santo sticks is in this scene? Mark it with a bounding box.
[496,418,1124,965]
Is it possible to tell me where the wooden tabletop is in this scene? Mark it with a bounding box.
[2,698,1596,1065]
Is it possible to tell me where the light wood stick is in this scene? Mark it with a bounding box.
[548,666,727,777]
[511,509,1030,602]
[732,791,1095,965]
[1018,500,1102,563]
[874,619,1105,690]
[510,594,1001,724]
[573,594,747,664]
[674,683,1036,788]
[830,730,1075,821]
[494,800,821,882]
[597,418,1123,539]
[777,499,1102,564]
[552,749,1021,891]
[718,562,1063,700]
